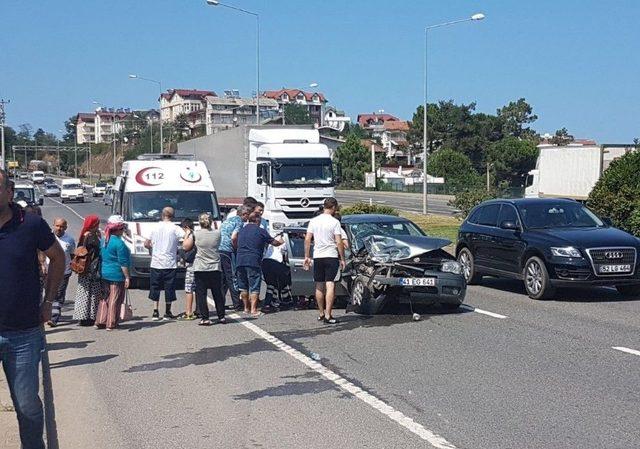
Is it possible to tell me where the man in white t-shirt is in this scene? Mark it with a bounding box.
[47,218,76,326]
[304,197,345,324]
[145,207,185,320]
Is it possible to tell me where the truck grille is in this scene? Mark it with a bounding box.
[586,247,637,277]
[277,197,326,220]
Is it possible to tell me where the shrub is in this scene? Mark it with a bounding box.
[449,189,496,218]
[588,151,640,236]
[341,202,399,216]
[429,148,483,191]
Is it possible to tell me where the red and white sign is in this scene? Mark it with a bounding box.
[135,167,165,186]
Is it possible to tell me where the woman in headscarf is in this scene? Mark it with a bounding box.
[72,215,106,326]
[95,215,131,330]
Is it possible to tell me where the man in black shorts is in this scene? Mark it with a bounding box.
[303,197,345,324]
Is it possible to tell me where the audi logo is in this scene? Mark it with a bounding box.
[605,251,624,259]
[300,197,310,208]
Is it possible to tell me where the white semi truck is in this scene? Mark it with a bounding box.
[177,126,335,231]
[111,154,220,287]
[525,144,633,200]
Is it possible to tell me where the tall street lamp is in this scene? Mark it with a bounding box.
[206,0,260,125]
[422,13,485,215]
[129,74,163,153]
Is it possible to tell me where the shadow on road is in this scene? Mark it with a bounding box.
[477,278,639,303]
[118,319,177,332]
[49,354,118,369]
[233,376,351,401]
[47,340,94,351]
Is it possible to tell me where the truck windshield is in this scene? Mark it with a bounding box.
[518,202,604,229]
[271,158,333,187]
[63,184,82,189]
[14,188,35,202]
[124,191,220,222]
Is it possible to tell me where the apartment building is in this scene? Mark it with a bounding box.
[160,89,216,122]
[74,109,158,144]
[262,88,327,126]
[357,112,410,159]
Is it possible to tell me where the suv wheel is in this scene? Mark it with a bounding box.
[616,284,640,298]
[523,256,555,300]
[457,248,482,285]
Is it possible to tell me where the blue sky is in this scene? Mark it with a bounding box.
[1,0,638,143]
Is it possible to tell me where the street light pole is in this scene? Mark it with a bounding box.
[129,74,163,152]
[422,13,485,215]
[206,1,260,125]
[0,99,10,171]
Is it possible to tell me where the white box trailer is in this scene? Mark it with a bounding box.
[525,145,633,200]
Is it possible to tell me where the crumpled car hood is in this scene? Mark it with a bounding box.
[364,235,451,263]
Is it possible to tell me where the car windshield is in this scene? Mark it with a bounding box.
[124,191,220,222]
[349,220,424,252]
[96,182,107,187]
[45,184,58,189]
[271,158,333,186]
[518,202,604,229]
[14,188,35,202]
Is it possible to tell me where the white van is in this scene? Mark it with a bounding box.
[61,178,86,203]
[31,171,45,184]
[112,154,220,287]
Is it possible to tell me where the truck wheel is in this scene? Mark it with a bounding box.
[616,284,640,298]
[457,248,482,285]
[523,256,555,300]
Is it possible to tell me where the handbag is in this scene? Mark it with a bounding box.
[119,291,134,322]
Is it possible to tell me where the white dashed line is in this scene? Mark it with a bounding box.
[612,346,640,357]
[45,197,87,221]
[461,305,508,319]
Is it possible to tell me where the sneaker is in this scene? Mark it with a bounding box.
[152,310,160,321]
[163,311,177,320]
[218,317,227,324]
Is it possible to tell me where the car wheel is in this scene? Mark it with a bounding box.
[457,248,482,285]
[523,256,555,300]
[350,276,384,315]
[616,284,640,298]
[441,302,462,311]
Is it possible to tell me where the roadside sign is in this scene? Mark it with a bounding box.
[7,161,18,168]
[365,172,376,188]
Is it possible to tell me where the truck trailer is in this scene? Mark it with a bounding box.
[177,125,335,231]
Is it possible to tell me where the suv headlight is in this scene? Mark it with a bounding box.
[441,260,462,275]
[550,246,582,258]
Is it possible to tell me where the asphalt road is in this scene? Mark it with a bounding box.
[336,190,456,215]
[36,192,640,449]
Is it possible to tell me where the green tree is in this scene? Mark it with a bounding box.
[497,98,538,140]
[428,148,482,191]
[284,103,312,125]
[334,133,369,187]
[487,136,539,187]
[550,127,574,146]
[588,151,640,235]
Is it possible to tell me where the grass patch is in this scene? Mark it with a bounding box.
[400,212,461,244]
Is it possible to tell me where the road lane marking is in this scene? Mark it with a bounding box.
[214,306,457,448]
[45,197,86,221]
[461,305,507,319]
[612,346,640,357]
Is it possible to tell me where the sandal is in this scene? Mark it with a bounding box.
[177,313,196,321]
[317,315,325,322]
[198,319,212,326]
[323,316,338,325]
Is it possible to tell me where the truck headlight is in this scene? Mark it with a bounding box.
[550,247,582,258]
[272,222,285,230]
[441,261,462,275]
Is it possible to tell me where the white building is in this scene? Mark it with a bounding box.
[202,95,279,135]
[262,88,328,126]
[357,112,410,160]
[159,89,216,122]
[75,109,158,144]
[323,107,351,132]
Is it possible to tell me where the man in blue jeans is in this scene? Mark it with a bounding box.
[0,169,65,449]
[236,211,283,316]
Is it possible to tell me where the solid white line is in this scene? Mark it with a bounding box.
[461,305,508,319]
[223,311,457,448]
[612,346,640,357]
[45,197,86,221]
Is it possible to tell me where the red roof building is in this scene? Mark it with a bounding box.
[262,88,328,126]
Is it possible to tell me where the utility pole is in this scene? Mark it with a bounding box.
[0,98,10,170]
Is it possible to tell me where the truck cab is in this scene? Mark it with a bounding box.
[111,154,220,287]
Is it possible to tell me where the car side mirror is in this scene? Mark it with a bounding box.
[257,177,263,185]
[602,217,613,226]
[500,220,518,230]
[38,198,44,206]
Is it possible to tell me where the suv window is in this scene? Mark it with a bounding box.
[497,204,519,226]
[477,204,501,227]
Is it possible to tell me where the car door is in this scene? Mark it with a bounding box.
[493,204,526,274]
[285,229,316,296]
[471,203,501,268]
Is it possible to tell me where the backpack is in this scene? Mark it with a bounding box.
[70,246,90,274]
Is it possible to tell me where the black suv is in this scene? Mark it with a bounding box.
[456,198,640,299]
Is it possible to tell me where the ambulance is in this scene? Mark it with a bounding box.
[111,154,220,288]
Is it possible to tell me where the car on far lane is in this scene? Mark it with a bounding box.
[44,177,55,184]
[92,181,108,197]
[456,198,640,299]
[61,178,86,203]
[43,183,61,197]
[287,214,467,314]
[18,172,29,180]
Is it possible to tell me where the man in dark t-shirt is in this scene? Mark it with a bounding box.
[236,211,283,316]
[0,169,65,449]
